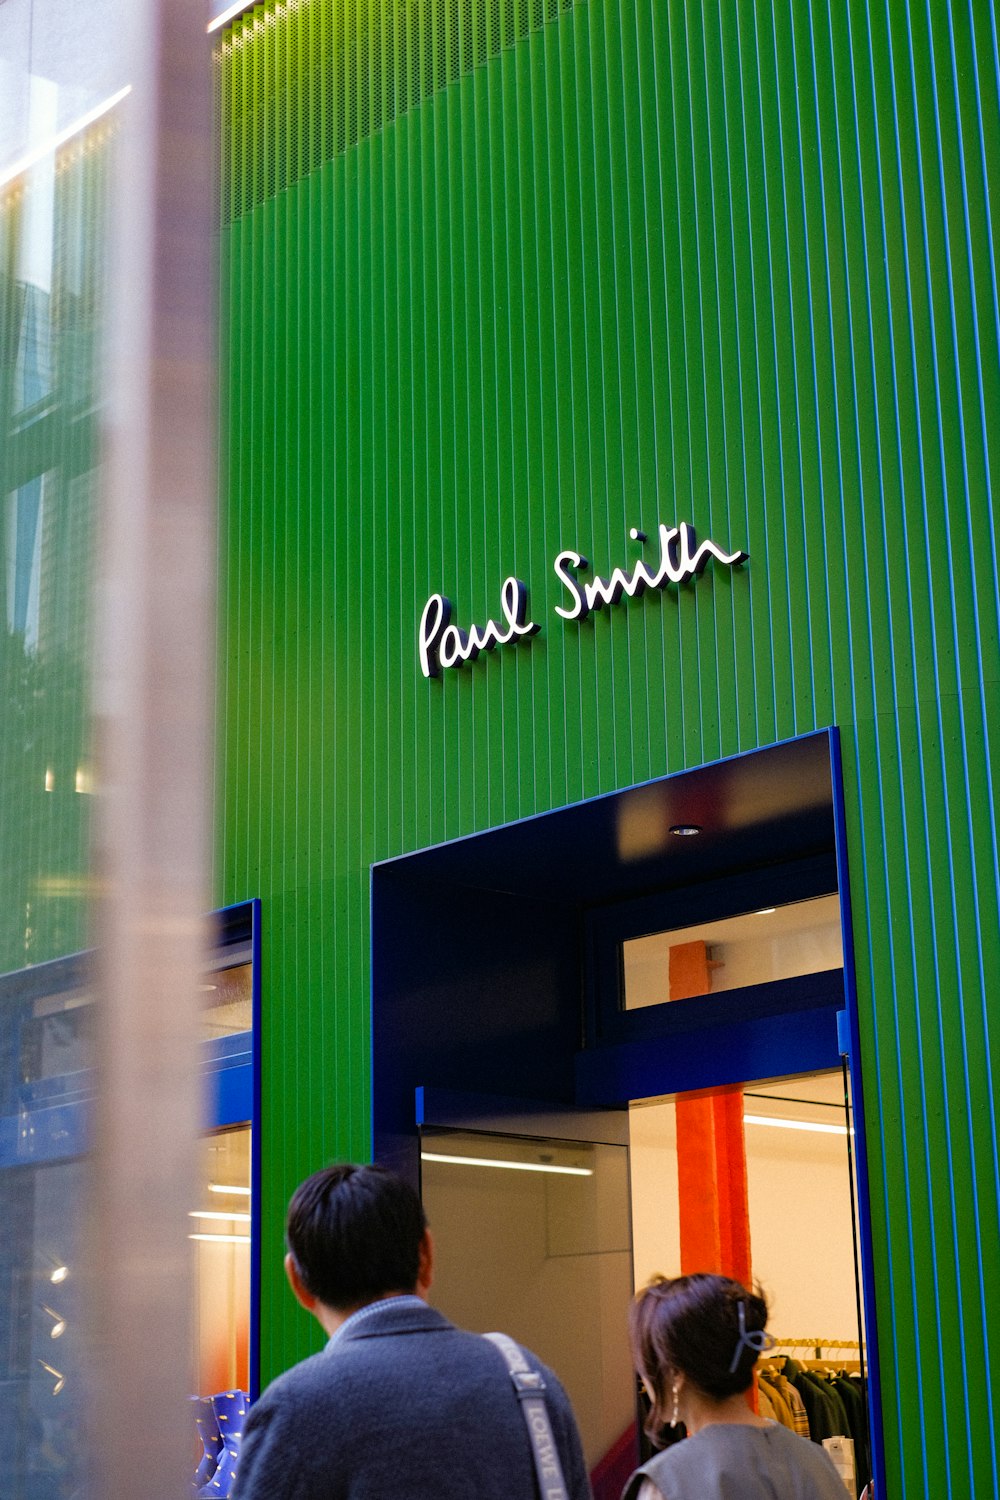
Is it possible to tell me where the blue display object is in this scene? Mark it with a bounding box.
[193,1390,247,1497]
[191,1397,222,1490]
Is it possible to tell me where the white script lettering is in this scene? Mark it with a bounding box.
[418,576,539,678]
[554,522,747,622]
[418,522,747,676]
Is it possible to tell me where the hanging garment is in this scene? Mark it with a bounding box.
[757,1374,794,1430]
[803,1372,850,1438]
[757,1385,779,1425]
[832,1374,869,1498]
[784,1361,841,1442]
[770,1373,810,1439]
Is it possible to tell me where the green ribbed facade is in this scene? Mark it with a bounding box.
[217,2,1000,1493]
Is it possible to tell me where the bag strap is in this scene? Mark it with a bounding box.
[483,1332,569,1500]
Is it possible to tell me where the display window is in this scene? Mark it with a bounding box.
[0,901,258,1500]
[193,1124,252,1396]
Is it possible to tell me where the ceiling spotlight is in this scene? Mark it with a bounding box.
[41,1305,66,1338]
[754,907,776,915]
[49,1264,69,1285]
[38,1360,65,1395]
[669,824,702,837]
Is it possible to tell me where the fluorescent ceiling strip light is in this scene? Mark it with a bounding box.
[421,1151,592,1177]
[209,1183,251,1196]
[207,0,257,32]
[189,1210,252,1223]
[743,1114,852,1137]
[189,1232,252,1244]
[0,86,132,190]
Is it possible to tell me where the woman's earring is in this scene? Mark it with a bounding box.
[670,1381,680,1429]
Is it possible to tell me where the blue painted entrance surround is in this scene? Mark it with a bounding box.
[371,729,886,1496]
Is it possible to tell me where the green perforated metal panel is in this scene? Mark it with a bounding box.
[217,0,583,222]
[217,2,1000,1493]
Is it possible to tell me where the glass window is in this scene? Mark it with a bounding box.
[0,921,255,1498]
[191,1125,251,1396]
[200,962,252,1039]
[622,893,843,1010]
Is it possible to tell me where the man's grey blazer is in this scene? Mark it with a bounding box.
[231,1297,593,1500]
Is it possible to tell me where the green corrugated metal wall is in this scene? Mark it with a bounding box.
[217,1,1000,1492]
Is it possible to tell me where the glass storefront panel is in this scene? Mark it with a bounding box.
[193,1125,251,1397]
[0,935,254,1498]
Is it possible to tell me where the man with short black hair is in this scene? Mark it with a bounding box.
[232,1162,592,1500]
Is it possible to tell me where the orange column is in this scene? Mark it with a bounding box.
[710,1086,752,1285]
[668,938,751,1283]
[669,939,756,1406]
[676,1084,754,1409]
[676,1092,722,1271]
[676,1086,751,1282]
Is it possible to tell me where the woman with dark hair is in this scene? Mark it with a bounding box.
[623,1274,846,1499]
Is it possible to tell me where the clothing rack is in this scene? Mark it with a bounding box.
[763,1337,864,1372]
[768,1337,862,1359]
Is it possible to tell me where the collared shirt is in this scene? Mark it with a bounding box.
[327,1294,428,1347]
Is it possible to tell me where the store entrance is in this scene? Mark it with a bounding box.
[419,1065,867,1499]
[371,731,881,1499]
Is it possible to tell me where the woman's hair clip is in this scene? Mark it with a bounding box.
[728,1299,775,1373]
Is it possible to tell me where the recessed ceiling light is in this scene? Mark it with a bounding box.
[420,1152,592,1177]
[189,1210,252,1223]
[188,1232,252,1244]
[744,1113,852,1136]
[755,907,776,915]
[669,824,702,837]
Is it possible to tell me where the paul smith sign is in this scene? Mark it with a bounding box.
[418,522,747,679]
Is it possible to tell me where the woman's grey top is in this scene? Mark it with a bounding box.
[624,1420,848,1500]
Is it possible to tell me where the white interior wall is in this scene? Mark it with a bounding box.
[423,1137,635,1470]
[743,1109,859,1341]
[628,1096,682,1287]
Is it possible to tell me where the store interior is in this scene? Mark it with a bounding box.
[423,1066,867,1496]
